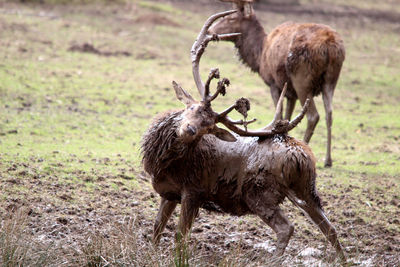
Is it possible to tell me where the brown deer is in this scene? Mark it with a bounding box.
[141,10,345,260]
[208,0,345,167]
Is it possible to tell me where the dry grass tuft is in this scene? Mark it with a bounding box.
[72,216,172,266]
[0,210,173,266]
[0,208,55,266]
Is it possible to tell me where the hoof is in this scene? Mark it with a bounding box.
[324,159,332,168]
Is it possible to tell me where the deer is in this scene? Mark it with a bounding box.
[208,0,346,167]
[141,10,345,261]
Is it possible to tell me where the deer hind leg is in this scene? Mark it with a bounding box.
[153,197,177,244]
[291,71,320,143]
[246,194,293,255]
[300,95,319,143]
[284,97,296,121]
[260,207,294,256]
[270,84,283,120]
[271,84,297,120]
[302,204,346,260]
[322,85,334,167]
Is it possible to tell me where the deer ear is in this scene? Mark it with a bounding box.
[211,126,237,142]
[172,81,196,106]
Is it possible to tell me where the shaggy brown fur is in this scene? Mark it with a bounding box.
[208,10,345,167]
[141,107,344,259]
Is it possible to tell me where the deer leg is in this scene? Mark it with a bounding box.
[174,194,199,263]
[322,86,334,167]
[260,207,295,256]
[284,97,296,121]
[153,197,177,245]
[245,176,293,256]
[291,71,319,143]
[300,95,319,144]
[270,85,283,120]
[177,193,199,242]
[302,204,346,261]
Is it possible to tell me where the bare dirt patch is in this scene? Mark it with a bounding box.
[134,14,180,27]
[255,2,400,24]
[68,43,131,57]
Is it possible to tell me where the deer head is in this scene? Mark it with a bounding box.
[173,78,236,143]
[208,0,255,38]
[173,10,309,144]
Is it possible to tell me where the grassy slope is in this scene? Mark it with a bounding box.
[301,0,400,13]
[0,0,399,266]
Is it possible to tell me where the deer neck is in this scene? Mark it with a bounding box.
[142,110,213,180]
[142,111,188,175]
[235,17,266,73]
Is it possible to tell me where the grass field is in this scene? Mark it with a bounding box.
[0,0,399,266]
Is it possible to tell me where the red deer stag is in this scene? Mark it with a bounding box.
[208,0,345,167]
[141,10,345,260]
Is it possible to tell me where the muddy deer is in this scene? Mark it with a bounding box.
[208,0,345,167]
[141,11,345,260]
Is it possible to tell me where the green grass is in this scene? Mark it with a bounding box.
[300,0,400,13]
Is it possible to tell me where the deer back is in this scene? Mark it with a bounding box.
[261,22,345,97]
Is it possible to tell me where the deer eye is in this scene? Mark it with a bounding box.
[189,106,194,110]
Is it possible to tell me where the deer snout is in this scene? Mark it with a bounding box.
[178,123,198,143]
[186,125,197,136]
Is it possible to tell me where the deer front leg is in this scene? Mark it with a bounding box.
[153,197,177,245]
[174,193,199,265]
[177,192,200,242]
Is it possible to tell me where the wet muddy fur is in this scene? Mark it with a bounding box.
[141,110,345,259]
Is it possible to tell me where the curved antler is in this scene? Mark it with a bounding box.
[217,83,310,137]
[189,12,306,138]
[191,10,241,100]
[219,0,254,17]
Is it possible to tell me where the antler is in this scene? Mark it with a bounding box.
[190,11,306,138]
[219,0,254,17]
[217,83,310,137]
[191,10,241,101]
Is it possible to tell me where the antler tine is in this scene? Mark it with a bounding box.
[191,10,239,100]
[218,103,236,119]
[219,0,254,17]
[263,83,287,130]
[287,99,310,131]
[217,83,307,137]
[218,116,268,137]
[208,78,230,103]
[204,68,220,98]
